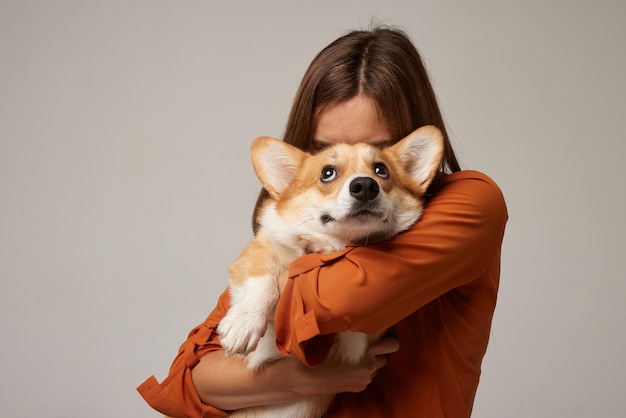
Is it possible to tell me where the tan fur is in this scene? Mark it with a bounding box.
[228,231,284,286]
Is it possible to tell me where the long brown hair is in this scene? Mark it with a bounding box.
[252,26,460,232]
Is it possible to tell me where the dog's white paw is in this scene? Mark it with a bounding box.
[218,309,267,355]
[218,275,279,356]
[245,324,283,370]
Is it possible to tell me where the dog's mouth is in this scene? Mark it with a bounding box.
[348,208,386,220]
[320,209,386,224]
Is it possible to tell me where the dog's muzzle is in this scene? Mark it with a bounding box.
[349,177,379,202]
[320,177,385,225]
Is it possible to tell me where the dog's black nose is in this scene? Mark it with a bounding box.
[350,177,379,202]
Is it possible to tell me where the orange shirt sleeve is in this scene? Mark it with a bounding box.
[137,290,231,418]
[275,170,508,366]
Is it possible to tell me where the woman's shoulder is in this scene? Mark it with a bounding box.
[430,170,508,222]
[436,170,504,199]
[440,169,501,189]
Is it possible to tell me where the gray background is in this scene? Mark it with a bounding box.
[1,1,624,417]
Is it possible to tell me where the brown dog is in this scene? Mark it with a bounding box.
[217,125,444,417]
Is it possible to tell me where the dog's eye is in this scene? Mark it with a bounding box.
[321,166,337,182]
[374,163,389,178]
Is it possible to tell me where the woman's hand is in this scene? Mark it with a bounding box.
[295,337,400,395]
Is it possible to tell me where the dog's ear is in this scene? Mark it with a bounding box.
[387,125,444,191]
[251,136,307,200]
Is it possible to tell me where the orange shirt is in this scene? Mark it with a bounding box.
[138,170,508,418]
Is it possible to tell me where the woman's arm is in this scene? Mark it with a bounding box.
[192,338,399,411]
[139,288,399,416]
[275,171,508,365]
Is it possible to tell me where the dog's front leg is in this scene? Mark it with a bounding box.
[218,274,279,356]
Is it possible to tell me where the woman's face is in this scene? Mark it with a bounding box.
[312,95,393,150]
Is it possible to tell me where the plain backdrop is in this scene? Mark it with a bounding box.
[1,1,625,417]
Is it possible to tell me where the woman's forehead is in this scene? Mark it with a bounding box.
[313,95,391,145]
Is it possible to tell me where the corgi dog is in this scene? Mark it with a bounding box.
[217,125,444,418]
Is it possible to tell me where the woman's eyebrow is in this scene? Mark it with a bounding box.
[310,139,331,151]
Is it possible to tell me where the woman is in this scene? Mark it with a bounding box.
[138,26,507,417]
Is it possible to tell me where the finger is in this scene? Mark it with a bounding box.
[367,337,400,356]
[373,355,388,371]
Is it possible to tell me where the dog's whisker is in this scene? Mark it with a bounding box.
[295,216,314,228]
[362,233,371,246]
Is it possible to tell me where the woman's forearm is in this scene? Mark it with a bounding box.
[192,350,303,410]
[191,339,398,411]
